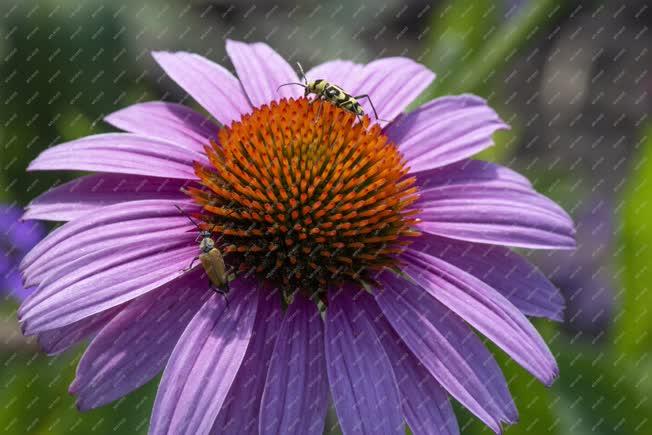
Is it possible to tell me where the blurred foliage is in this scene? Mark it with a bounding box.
[0,303,156,434]
[0,0,647,434]
[419,0,573,101]
[618,125,652,357]
[422,0,499,101]
[0,353,156,434]
[0,0,153,205]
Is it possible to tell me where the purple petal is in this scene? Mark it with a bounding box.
[415,187,575,249]
[375,271,517,433]
[21,199,196,287]
[27,133,202,179]
[325,287,404,435]
[403,249,558,385]
[23,224,190,289]
[225,39,302,108]
[19,235,197,334]
[387,95,509,172]
[211,292,283,435]
[23,174,191,222]
[152,51,251,126]
[413,159,532,190]
[409,234,564,321]
[259,295,328,435]
[70,270,210,410]
[305,61,364,92]
[417,178,571,223]
[37,305,123,355]
[412,158,575,249]
[104,102,219,153]
[360,296,459,435]
[347,57,435,126]
[149,280,258,435]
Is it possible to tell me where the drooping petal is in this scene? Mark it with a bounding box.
[415,191,575,250]
[21,199,196,287]
[412,159,532,190]
[403,249,559,385]
[325,287,404,435]
[412,158,575,249]
[305,60,363,92]
[409,234,564,320]
[27,133,203,179]
[386,95,508,172]
[360,296,459,435]
[104,102,219,153]
[375,271,517,433]
[70,270,210,411]
[36,305,123,355]
[20,235,197,334]
[259,295,328,435]
[24,225,190,289]
[211,292,283,435]
[21,199,194,270]
[151,51,252,126]
[347,57,435,126]
[149,280,258,435]
[23,174,191,222]
[225,39,302,108]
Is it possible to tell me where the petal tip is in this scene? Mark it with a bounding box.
[540,363,560,387]
[558,238,578,250]
[68,379,80,395]
[26,160,40,172]
[225,38,246,50]
[75,400,89,413]
[150,50,169,59]
[20,208,37,221]
[19,320,30,336]
[151,50,183,65]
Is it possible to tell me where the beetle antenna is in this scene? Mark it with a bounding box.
[277,82,306,92]
[174,205,202,231]
[296,62,307,84]
[209,206,240,237]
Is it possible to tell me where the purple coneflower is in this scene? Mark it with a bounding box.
[19,40,574,435]
[1,205,43,302]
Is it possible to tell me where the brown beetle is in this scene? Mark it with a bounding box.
[175,205,231,298]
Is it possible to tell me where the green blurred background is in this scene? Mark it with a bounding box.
[0,0,650,433]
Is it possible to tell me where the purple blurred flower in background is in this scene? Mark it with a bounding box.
[18,40,575,435]
[537,197,615,338]
[0,205,44,302]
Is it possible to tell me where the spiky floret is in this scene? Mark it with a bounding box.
[187,97,420,304]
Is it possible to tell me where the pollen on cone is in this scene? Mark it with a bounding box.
[188,97,419,302]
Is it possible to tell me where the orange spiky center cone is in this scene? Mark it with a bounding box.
[187,97,420,306]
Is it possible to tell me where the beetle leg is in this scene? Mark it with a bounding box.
[354,94,384,121]
[215,283,230,307]
[315,97,325,120]
[184,256,199,271]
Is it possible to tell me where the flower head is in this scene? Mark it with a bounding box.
[191,98,419,304]
[20,40,575,434]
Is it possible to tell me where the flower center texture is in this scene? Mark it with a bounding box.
[187,98,420,305]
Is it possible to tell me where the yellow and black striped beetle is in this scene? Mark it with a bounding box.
[278,63,387,122]
[175,205,232,300]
